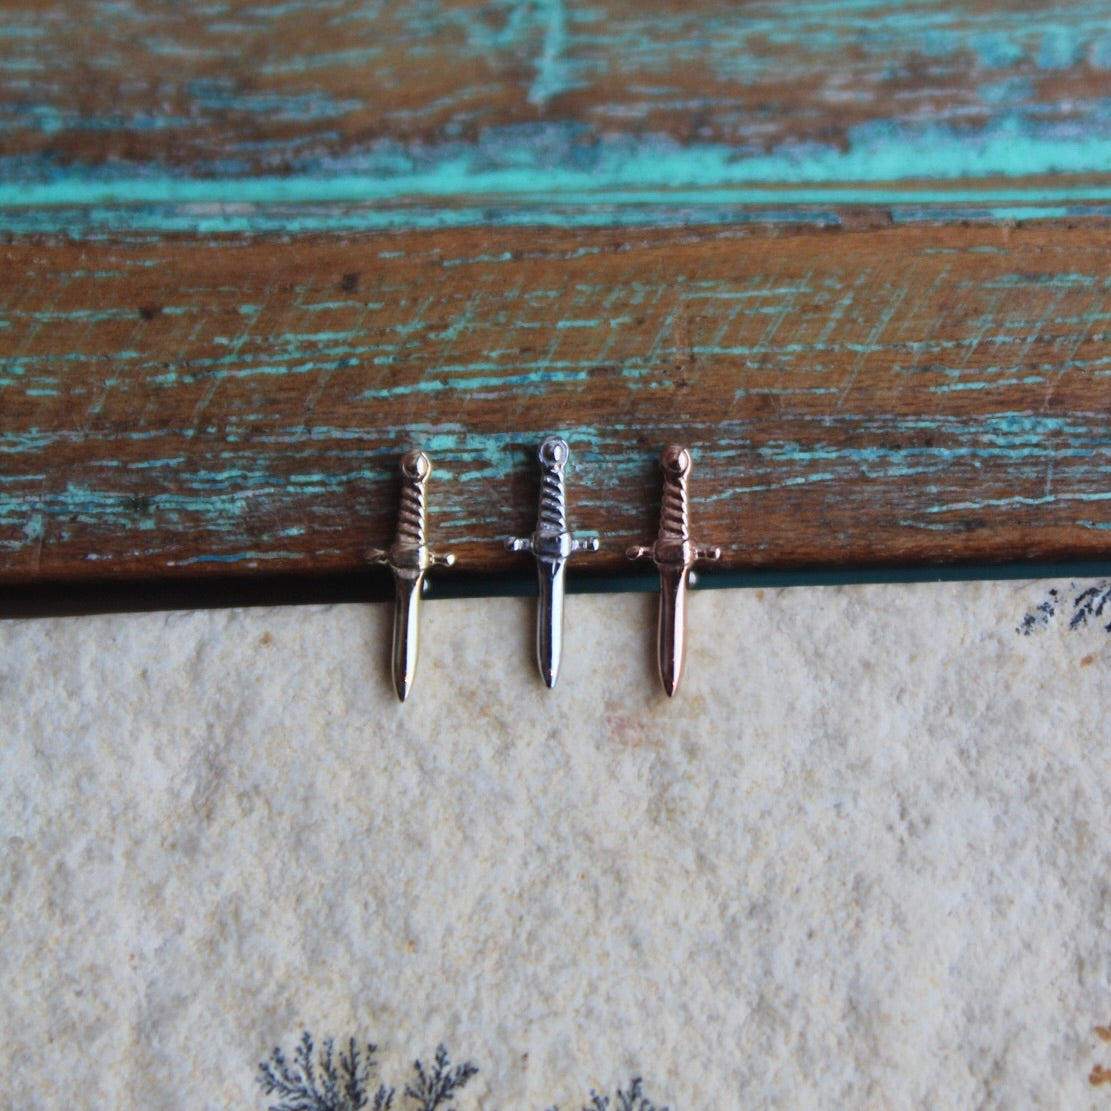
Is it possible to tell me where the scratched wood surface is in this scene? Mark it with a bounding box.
[3,1,1111,591]
[5,221,1111,582]
[5,0,1111,211]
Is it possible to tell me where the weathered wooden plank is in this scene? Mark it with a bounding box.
[4,1,1111,601]
[3,0,1111,221]
[2,220,1110,583]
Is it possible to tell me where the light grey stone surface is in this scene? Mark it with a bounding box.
[1,581,1110,1109]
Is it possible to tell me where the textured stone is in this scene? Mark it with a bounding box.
[1,581,1109,1109]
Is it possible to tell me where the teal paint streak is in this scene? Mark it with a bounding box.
[171,551,306,565]
[257,46,383,74]
[6,113,1111,213]
[2,413,1106,541]
[185,77,362,121]
[301,300,383,313]
[977,77,1034,104]
[929,375,1048,393]
[128,456,187,470]
[970,32,1026,68]
[1037,28,1081,70]
[529,0,578,107]
[0,106,194,135]
[4,197,1111,236]
[356,366,591,400]
[0,58,44,74]
[6,306,156,323]
[6,193,1111,234]
[925,490,1111,514]
[6,1,1111,187]
[1094,39,1111,68]
[0,24,45,39]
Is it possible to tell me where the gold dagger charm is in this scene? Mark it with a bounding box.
[507,436,599,688]
[369,450,455,702]
[627,445,721,697]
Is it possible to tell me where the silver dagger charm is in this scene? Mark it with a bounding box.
[507,436,599,688]
[627,445,721,697]
[369,450,455,702]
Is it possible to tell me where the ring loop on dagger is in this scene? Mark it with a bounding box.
[506,436,599,688]
[369,449,455,702]
[627,445,720,696]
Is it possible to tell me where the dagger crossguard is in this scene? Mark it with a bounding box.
[626,445,721,571]
[369,449,456,581]
[506,437,599,564]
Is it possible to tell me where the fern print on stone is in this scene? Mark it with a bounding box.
[257,1032,475,1111]
[256,1032,669,1110]
[545,1076,670,1111]
[1018,581,1111,635]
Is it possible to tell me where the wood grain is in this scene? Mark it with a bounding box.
[3,0,1111,222]
[2,2,1109,160]
[4,1,1111,595]
[2,220,1111,584]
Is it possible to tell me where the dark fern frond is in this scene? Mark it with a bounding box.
[546,1077,669,1111]
[1019,581,1111,634]
[257,1031,385,1111]
[1018,588,1060,634]
[1071,584,1111,631]
[297,1031,318,1098]
[403,1044,479,1110]
[615,1077,668,1111]
[339,1039,364,1111]
[319,1037,343,1107]
[259,1034,663,1111]
[340,1038,392,1111]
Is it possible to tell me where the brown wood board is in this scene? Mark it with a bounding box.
[4,0,1111,187]
[2,220,1110,586]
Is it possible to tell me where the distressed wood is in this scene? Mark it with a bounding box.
[2,220,1111,584]
[3,2,1111,170]
[3,0,1111,225]
[4,1,1111,594]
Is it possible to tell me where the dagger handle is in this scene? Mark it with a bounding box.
[536,436,570,537]
[397,449,430,548]
[657,444,691,542]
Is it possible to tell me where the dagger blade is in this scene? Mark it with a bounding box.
[535,558,567,688]
[391,570,425,702]
[656,564,689,698]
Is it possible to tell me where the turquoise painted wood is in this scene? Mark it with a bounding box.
[2,223,1111,583]
[2,1,1111,592]
[3,1,1111,230]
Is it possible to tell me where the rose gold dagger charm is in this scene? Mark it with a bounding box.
[369,450,455,702]
[627,445,721,697]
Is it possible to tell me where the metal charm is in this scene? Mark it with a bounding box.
[369,450,455,702]
[627,445,720,697]
[507,436,599,687]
